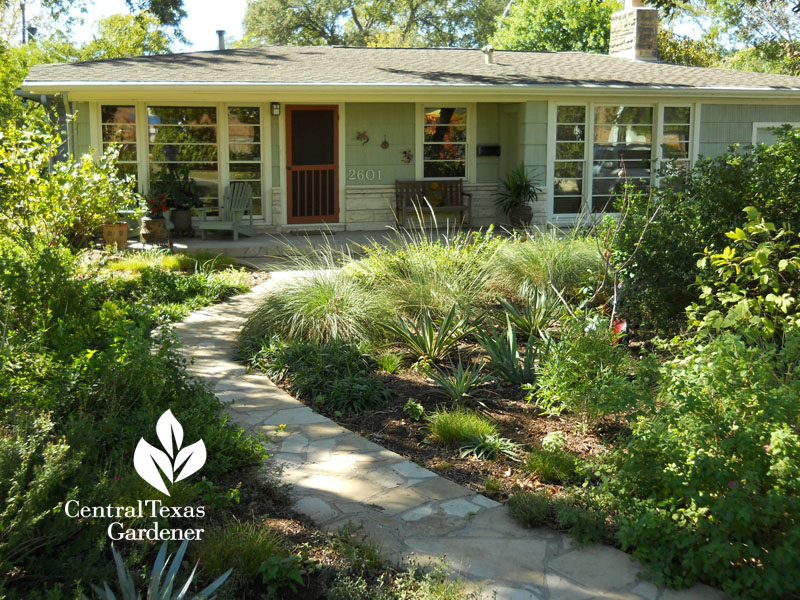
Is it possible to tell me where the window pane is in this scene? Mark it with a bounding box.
[229,143,261,161]
[103,123,136,143]
[148,106,217,125]
[554,178,582,195]
[150,126,217,145]
[556,142,585,160]
[102,105,135,124]
[663,124,690,141]
[595,106,653,125]
[424,125,466,143]
[664,107,691,124]
[229,163,261,179]
[424,107,466,126]
[592,196,615,213]
[424,161,465,178]
[557,124,585,142]
[554,197,582,214]
[555,161,583,178]
[228,106,260,125]
[103,143,138,162]
[557,106,585,124]
[150,144,218,162]
[662,142,690,159]
[424,144,466,161]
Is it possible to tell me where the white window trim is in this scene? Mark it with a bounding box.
[547,101,698,224]
[752,122,800,145]
[414,103,476,182]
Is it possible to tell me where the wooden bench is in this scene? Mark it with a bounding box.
[395,180,472,228]
[197,182,256,241]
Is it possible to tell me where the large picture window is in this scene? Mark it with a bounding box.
[101,105,138,180]
[554,105,586,214]
[147,106,219,208]
[423,107,467,178]
[228,106,262,216]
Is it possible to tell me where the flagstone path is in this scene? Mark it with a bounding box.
[174,276,727,600]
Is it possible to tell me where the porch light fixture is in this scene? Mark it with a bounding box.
[271,102,280,116]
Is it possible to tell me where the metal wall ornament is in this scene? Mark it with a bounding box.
[402,149,413,163]
[356,131,369,145]
[380,135,390,149]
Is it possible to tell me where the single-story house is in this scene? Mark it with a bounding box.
[19,0,800,232]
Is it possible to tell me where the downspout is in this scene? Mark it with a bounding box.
[12,89,73,161]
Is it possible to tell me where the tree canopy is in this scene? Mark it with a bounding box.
[239,0,505,48]
[79,12,173,60]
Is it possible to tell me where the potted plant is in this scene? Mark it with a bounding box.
[149,166,200,237]
[141,194,169,243]
[101,215,129,250]
[496,164,541,228]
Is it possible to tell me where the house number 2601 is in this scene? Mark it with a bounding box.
[347,169,382,181]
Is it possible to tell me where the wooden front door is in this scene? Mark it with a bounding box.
[287,105,339,223]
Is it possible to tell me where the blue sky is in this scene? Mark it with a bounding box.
[70,0,248,51]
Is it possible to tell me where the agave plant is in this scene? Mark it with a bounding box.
[497,289,561,340]
[83,540,231,600]
[459,433,521,461]
[384,305,472,364]
[477,316,549,385]
[427,358,491,405]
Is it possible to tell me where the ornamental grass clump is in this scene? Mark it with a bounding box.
[427,408,497,446]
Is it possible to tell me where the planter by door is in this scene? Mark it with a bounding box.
[287,105,339,224]
[102,222,128,250]
[170,208,193,237]
[141,217,168,243]
[509,205,534,228]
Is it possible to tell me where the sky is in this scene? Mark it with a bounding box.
[70,0,249,52]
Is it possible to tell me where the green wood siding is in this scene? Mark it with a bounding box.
[523,101,548,172]
[270,114,279,186]
[73,102,91,157]
[476,103,500,183]
[345,102,415,185]
[700,104,800,157]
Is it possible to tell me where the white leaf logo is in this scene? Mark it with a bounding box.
[133,410,206,496]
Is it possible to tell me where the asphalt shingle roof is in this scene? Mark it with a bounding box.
[22,45,800,90]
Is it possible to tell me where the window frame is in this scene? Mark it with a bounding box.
[752,121,800,145]
[415,103,476,182]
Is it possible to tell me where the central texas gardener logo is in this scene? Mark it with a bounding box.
[134,409,206,495]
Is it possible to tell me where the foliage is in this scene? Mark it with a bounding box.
[614,126,800,333]
[352,227,500,318]
[106,250,238,273]
[240,267,386,346]
[495,164,540,216]
[534,316,653,425]
[475,317,542,385]
[374,350,404,374]
[507,491,552,527]
[0,117,140,247]
[148,165,200,210]
[540,430,566,452]
[85,540,231,600]
[658,28,722,67]
[258,554,305,596]
[689,208,800,341]
[489,229,604,299]
[497,290,561,340]
[427,358,490,405]
[459,433,520,461]
[403,399,426,421]
[78,12,173,61]
[427,408,497,446]
[384,306,472,365]
[250,337,391,415]
[591,333,800,598]
[491,0,620,53]
[240,0,504,48]
[523,446,579,483]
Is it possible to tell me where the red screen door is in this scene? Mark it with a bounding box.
[286,105,339,223]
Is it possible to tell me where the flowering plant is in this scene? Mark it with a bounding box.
[145,194,169,218]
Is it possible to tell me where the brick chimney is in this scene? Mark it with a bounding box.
[609,0,659,61]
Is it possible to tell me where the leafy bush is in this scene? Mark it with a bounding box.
[427,408,497,446]
[0,117,140,247]
[384,306,472,365]
[251,337,391,414]
[403,399,426,421]
[592,333,800,598]
[489,228,603,299]
[523,446,579,484]
[614,126,800,332]
[351,226,500,317]
[427,359,490,405]
[533,316,653,425]
[240,268,386,346]
[689,208,800,341]
[476,318,543,385]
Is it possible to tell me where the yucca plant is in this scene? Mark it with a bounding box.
[384,305,472,364]
[476,317,547,385]
[497,289,561,339]
[84,540,231,600]
[459,433,521,461]
[427,358,491,405]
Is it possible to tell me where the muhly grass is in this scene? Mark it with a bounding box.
[489,227,604,298]
[106,249,238,273]
[427,408,498,446]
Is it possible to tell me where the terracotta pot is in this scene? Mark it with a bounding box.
[102,222,128,250]
[141,216,168,243]
[169,208,193,237]
[509,204,534,228]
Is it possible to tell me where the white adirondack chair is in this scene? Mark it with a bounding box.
[196,182,256,241]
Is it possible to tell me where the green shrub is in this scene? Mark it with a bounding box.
[592,333,800,598]
[251,338,391,414]
[351,227,501,317]
[523,447,579,484]
[240,268,386,346]
[476,317,543,385]
[689,208,800,342]
[533,316,653,425]
[427,408,497,446]
[403,399,426,421]
[614,126,800,333]
[489,229,603,299]
[384,306,472,365]
[427,359,490,405]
